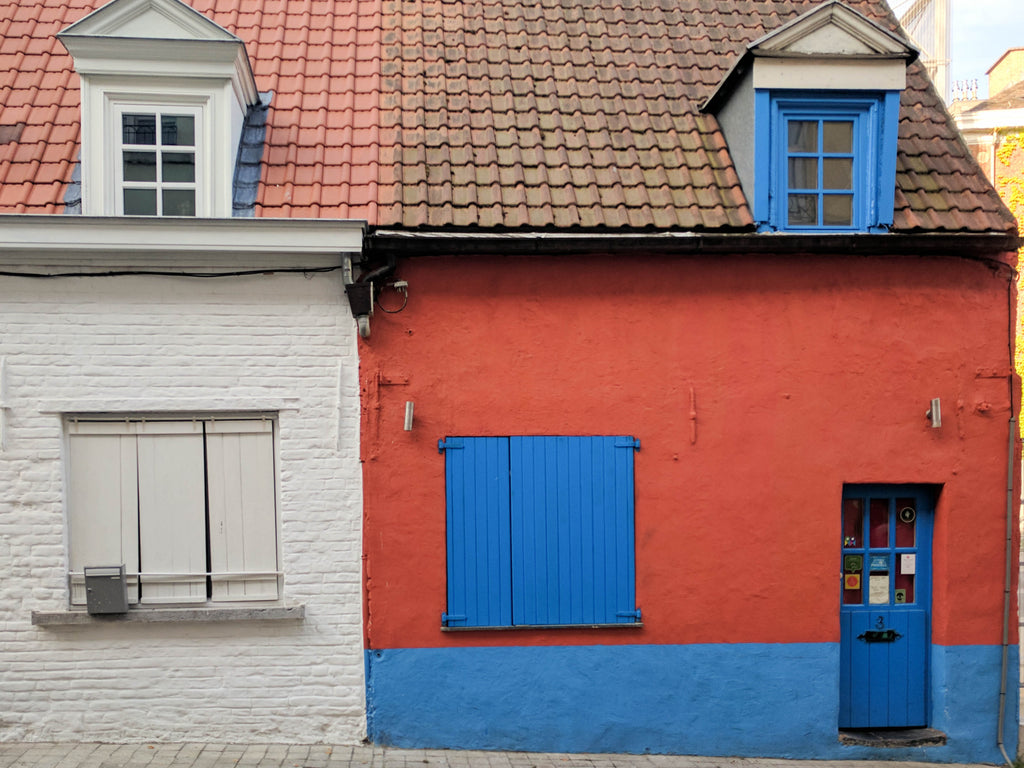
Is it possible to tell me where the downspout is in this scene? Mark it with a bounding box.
[998,268,1018,767]
[998,411,1016,766]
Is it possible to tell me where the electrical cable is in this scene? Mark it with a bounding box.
[375,288,408,313]
[0,265,344,279]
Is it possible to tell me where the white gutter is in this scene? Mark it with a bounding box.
[0,215,366,265]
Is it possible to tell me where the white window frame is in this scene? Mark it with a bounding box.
[114,103,203,216]
[77,79,240,216]
[64,415,281,607]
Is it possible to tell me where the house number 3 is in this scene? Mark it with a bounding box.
[876,615,885,629]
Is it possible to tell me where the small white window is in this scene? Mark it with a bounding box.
[115,106,201,216]
[66,417,279,606]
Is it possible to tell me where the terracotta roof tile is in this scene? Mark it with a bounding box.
[0,0,383,220]
[0,0,1014,234]
[379,0,1013,234]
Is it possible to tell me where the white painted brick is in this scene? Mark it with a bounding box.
[0,270,365,743]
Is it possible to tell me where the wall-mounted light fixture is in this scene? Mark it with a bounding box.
[342,255,397,339]
[926,398,941,428]
[404,401,414,431]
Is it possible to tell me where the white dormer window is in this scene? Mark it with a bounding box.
[58,0,259,217]
[117,107,200,215]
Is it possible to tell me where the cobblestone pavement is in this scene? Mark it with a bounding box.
[0,744,1002,768]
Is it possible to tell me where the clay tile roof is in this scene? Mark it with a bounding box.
[0,0,383,220]
[0,0,1015,235]
[379,0,1016,235]
[964,78,1024,114]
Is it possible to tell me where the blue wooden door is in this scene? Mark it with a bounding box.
[839,486,933,728]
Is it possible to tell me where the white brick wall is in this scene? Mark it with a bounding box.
[0,267,365,743]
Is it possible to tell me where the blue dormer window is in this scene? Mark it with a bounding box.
[756,91,901,233]
[703,2,915,236]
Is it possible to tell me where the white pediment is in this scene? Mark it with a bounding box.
[752,0,916,59]
[60,0,238,42]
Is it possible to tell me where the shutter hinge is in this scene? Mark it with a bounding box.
[615,437,640,450]
[438,438,464,453]
[441,612,467,626]
[617,608,642,622]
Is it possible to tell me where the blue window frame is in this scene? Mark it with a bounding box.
[783,114,861,229]
[754,91,901,233]
[438,435,640,628]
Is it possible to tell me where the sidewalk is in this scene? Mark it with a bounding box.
[0,743,1003,768]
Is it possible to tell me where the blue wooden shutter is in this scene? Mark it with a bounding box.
[441,437,511,627]
[509,436,638,625]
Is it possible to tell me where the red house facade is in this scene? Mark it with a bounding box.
[357,0,1022,761]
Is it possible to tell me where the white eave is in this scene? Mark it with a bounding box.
[0,215,366,266]
[956,107,1024,132]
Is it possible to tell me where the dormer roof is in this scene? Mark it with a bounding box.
[752,0,917,58]
[61,0,239,41]
[58,0,258,114]
[705,1,918,112]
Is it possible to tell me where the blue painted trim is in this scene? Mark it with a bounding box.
[759,90,899,234]
[366,643,1016,763]
[753,90,772,228]
[875,90,901,229]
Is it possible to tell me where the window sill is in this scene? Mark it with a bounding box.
[442,621,643,632]
[31,604,304,626]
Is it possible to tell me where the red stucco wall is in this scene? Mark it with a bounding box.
[360,250,1019,651]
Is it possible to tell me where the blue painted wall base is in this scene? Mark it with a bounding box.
[365,643,1017,763]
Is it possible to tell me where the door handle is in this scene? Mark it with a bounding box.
[857,629,902,642]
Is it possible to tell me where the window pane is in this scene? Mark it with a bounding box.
[842,498,863,548]
[823,158,852,190]
[823,121,854,153]
[895,559,915,604]
[823,195,853,226]
[122,114,156,145]
[895,499,916,546]
[869,498,888,547]
[787,194,817,226]
[124,188,157,215]
[162,115,195,147]
[163,189,196,216]
[162,152,195,183]
[788,120,817,152]
[123,151,157,182]
[788,157,817,189]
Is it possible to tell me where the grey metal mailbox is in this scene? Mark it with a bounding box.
[84,565,128,614]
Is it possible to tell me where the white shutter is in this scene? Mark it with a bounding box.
[136,421,206,603]
[206,419,278,600]
[66,430,139,605]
